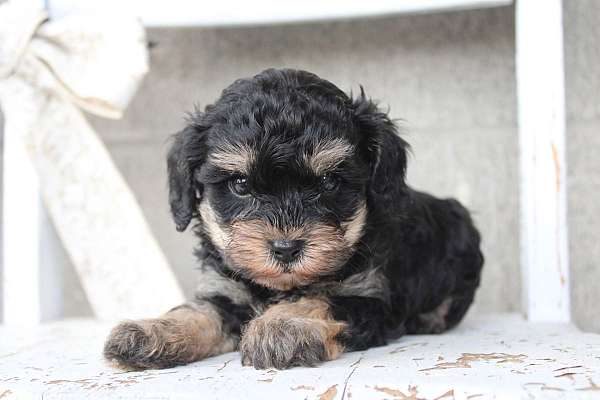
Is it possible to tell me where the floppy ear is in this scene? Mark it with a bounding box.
[352,88,409,202]
[167,121,210,232]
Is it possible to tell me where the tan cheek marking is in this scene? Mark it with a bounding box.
[227,220,276,277]
[300,224,347,278]
[342,203,367,246]
[208,142,255,174]
[198,199,230,250]
[305,139,354,175]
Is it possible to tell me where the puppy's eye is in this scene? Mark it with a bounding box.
[320,173,339,192]
[229,176,250,196]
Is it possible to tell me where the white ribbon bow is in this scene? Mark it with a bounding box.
[0,1,184,321]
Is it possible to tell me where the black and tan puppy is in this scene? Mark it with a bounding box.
[104,68,484,370]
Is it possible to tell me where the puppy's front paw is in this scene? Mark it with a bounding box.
[240,315,345,370]
[104,320,182,370]
[104,306,231,370]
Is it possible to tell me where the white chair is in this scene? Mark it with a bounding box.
[2,1,598,399]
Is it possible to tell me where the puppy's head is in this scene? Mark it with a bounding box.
[168,69,408,290]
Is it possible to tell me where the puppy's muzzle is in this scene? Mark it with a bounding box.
[269,239,305,265]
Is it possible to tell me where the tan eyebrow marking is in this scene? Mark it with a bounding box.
[208,142,256,174]
[305,138,354,175]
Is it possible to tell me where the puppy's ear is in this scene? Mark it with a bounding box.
[167,121,209,232]
[352,88,409,201]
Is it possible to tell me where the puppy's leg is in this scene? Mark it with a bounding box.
[405,297,454,334]
[328,296,397,351]
[240,298,346,369]
[104,268,254,370]
[405,293,477,334]
[103,302,235,370]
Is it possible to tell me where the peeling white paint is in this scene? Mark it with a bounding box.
[516,0,570,323]
[1,314,599,399]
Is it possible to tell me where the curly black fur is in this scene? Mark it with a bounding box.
[107,68,483,370]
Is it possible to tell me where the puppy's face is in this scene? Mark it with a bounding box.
[198,128,369,291]
[168,69,408,291]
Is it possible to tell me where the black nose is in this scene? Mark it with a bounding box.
[269,239,304,263]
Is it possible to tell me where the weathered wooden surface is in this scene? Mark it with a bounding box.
[1,314,599,399]
[516,0,570,323]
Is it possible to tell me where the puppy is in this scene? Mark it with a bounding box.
[104,68,483,370]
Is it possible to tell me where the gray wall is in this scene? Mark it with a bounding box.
[564,0,600,333]
[55,3,598,331]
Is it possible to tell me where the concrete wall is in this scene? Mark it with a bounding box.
[6,2,596,330]
[564,0,600,333]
